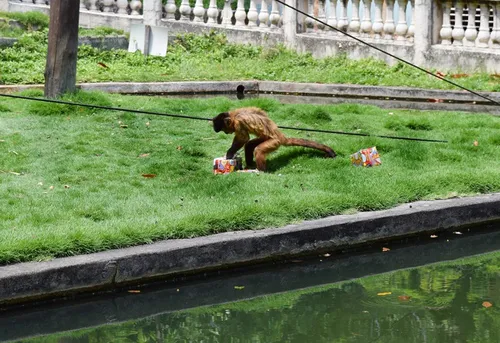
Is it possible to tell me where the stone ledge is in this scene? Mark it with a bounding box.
[0,193,499,307]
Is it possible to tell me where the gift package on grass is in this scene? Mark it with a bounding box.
[350,146,381,167]
[213,156,243,175]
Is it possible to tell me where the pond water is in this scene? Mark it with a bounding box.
[1,226,500,343]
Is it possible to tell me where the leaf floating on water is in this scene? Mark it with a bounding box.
[127,290,141,293]
[323,253,331,257]
[453,231,463,235]
[382,247,390,252]
[482,301,493,308]
[234,286,245,290]
[142,174,157,178]
[430,235,438,238]
[377,292,392,296]
[398,295,411,302]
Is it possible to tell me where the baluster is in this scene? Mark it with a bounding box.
[312,0,326,32]
[406,0,414,41]
[207,0,219,23]
[259,0,270,27]
[452,0,465,46]
[440,0,452,44]
[383,0,395,39]
[193,0,206,22]
[360,0,372,37]
[102,0,113,12]
[327,0,338,32]
[179,0,192,20]
[116,0,129,14]
[222,0,233,25]
[372,0,383,38]
[348,0,361,35]
[491,3,500,48]
[80,0,87,10]
[337,0,348,31]
[269,0,281,28]
[164,0,177,19]
[234,0,247,26]
[395,0,408,40]
[318,0,328,32]
[305,0,315,32]
[89,0,99,11]
[35,0,45,5]
[247,0,259,26]
[463,2,477,46]
[476,3,490,47]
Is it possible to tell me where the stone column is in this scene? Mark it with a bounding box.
[413,0,433,67]
[143,0,164,26]
[283,0,297,48]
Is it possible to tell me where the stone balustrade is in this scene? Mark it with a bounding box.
[4,0,500,72]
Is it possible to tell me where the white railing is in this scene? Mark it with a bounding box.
[5,0,500,71]
[438,0,500,48]
[301,0,414,42]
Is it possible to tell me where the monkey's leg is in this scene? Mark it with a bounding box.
[244,137,267,168]
[254,139,280,171]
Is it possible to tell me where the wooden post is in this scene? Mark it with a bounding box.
[44,0,80,98]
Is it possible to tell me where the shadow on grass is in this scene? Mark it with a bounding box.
[265,149,329,173]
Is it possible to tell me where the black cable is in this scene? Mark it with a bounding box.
[275,0,500,107]
[0,92,447,143]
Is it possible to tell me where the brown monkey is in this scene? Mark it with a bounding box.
[212,107,336,171]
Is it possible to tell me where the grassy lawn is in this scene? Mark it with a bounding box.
[1,26,500,91]
[1,90,499,265]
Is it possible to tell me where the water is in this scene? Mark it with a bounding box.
[2,226,500,343]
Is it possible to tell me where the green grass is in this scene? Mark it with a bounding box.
[2,30,500,91]
[1,90,499,265]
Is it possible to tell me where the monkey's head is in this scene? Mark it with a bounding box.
[212,112,234,134]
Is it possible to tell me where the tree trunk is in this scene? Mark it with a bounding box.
[44,0,80,98]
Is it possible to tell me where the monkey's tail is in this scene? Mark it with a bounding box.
[284,138,336,158]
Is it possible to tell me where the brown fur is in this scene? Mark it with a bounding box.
[212,107,336,171]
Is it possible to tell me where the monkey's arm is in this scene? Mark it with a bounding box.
[226,132,249,159]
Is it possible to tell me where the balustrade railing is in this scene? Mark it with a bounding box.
[439,0,500,48]
[164,0,283,29]
[301,0,414,42]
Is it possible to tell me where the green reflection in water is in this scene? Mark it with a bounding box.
[17,250,500,343]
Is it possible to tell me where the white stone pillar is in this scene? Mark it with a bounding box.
[222,0,233,25]
[235,0,247,26]
[247,0,259,26]
[395,0,408,40]
[439,0,452,44]
[283,0,297,46]
[327,0,338,32]
[348,0,361,35]
[383,0,396,39]
[337,0,348,31]
[463,2,477,47]
[360,0,372,37]
[476,3,490,47]
[164,0,177,19]
[193,0,206,22]
[207,0,219,23]
[452,0,465,46]
[179,0,192,21]
[407,0,415,41]
[491,3,500,48]
[269,0,281,28]
[143,0,163,25]
[259,0,270,27]
[413,0,433,66]
[372,0,383,38]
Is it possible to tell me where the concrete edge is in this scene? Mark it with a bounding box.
[0,81,499,106]
[1,192,499,307]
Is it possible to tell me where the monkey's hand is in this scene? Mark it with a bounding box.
[225,151,236,159]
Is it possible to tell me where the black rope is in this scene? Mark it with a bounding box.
[0,92,447,143]
[275,0,500,107]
